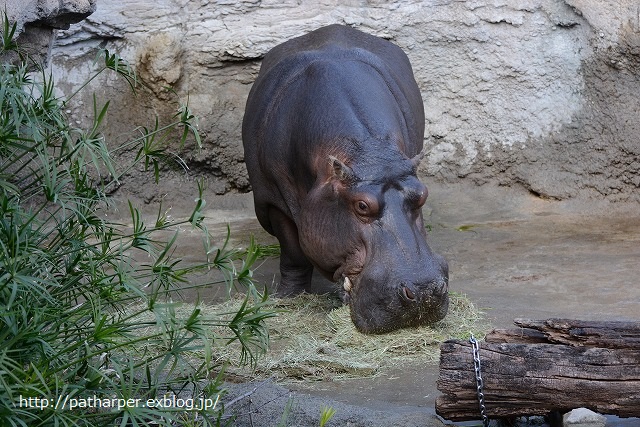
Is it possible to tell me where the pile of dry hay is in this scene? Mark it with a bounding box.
[211,291,489,382]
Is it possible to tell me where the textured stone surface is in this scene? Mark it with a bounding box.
[563,407,607,427]
[31,1,640,202]
[1,0,96,65]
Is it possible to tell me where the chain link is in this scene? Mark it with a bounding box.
[469,334,489,427]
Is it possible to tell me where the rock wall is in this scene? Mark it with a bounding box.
[1,0,96,65]
[41,1,640,202]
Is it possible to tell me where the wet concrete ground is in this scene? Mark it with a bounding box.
[428,184,640,329]
[114,182,640,426]
[287,183,640,426]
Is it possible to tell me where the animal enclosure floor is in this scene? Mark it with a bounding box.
[111,182,640,426]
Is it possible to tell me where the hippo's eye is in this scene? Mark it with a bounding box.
[413,188,428,208]
[406,182,428,210]
[355,200,369,215]
[352,193,379,220]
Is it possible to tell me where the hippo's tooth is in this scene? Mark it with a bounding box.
[343,276,352,292]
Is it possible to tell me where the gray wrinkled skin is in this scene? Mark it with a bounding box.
[242,25,449,334]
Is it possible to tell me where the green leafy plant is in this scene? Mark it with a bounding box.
[319,405,336,427]
[0,15,274,427]
[0,9,17,53]
[275,396,295,427]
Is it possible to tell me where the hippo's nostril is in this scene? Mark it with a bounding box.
[402,285,416,301]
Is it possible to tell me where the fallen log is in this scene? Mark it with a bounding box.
[436,318,640,422]
[487,318,640,349]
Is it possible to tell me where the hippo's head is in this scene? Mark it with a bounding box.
[298,145,449,334]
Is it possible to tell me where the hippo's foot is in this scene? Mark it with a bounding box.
[275,266,313,297]
[275,283,305,297]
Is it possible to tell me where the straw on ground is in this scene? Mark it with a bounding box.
[209,291,489,382]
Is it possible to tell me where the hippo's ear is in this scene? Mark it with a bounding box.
[410,147,428,170]
[329,155,355,183]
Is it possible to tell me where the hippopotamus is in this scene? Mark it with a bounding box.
[242,24,449,334]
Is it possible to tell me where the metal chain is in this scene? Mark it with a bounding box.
[469,334,489,427]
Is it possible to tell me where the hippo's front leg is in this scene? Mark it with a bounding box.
[267,207,314,295]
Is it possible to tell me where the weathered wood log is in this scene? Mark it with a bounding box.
[487,318,640,349]
[436,319,640,421]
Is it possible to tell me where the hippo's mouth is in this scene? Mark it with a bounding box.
[342,275,354,293]
[340,275,356,305]
[339,274,449,334]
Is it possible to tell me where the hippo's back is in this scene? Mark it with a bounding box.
[245,24,423,131]
[242,24,425,228]
[259,24,413,80]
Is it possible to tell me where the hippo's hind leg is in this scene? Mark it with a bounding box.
[267,207,314,295]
